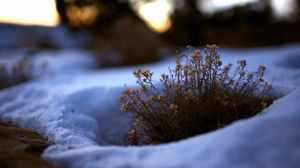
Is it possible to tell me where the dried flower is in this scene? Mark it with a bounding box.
[238,60,247,67]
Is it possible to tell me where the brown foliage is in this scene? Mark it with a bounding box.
[120,45,272,145]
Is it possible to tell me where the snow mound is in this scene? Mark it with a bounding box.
[0,45,300,168]
[45,88,300,168]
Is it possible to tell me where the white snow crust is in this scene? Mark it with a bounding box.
[0,45,300,168]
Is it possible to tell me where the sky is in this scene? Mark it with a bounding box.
[201,0,295,17]
[0,0,60,27]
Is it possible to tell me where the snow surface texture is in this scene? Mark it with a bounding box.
[0,45,300,168]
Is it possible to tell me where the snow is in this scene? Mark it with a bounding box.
[0,49,98,80]
[0,45,300,168]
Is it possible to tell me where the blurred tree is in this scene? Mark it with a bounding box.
[296,0,300,20]
[210,1,273,46]
[56,0,133,29]
[164,0,204,45]
[55,0,164,66]
[162,0,290,47]
[56,0,300,51]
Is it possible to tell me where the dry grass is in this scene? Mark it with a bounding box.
[0,58,31,89]
[0,57,47,89]
[120,45,272,145]
[0,123,55,168]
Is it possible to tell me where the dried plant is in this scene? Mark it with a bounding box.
[0,57,47,89]
[120,45,272,145]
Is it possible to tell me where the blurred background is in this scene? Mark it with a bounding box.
[0,0,299,66]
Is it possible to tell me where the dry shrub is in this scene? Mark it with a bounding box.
[0,57,47,89]
[120,45,272,145]
[0,58,30,89]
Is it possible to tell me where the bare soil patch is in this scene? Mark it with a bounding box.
[0,123,56,168]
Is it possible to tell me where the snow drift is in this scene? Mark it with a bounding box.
[0,45,300,168]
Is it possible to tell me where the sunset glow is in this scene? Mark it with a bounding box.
[136,0,172,33]
[0,0,60,27]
